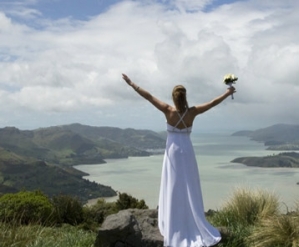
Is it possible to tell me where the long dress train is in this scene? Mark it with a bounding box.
[158,111,221,247]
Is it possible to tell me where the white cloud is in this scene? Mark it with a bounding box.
[0,0,299,131]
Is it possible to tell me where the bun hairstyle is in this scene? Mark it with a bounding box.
[172,85,189,113]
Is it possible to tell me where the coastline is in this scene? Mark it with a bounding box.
[76,134,299,211]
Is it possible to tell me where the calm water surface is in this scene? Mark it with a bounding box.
[75,133,299,211]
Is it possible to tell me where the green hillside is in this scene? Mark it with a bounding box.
[0,147,116,201]
[0,124,166,201]
[61,123,166,150]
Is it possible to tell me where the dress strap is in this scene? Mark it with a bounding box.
[174,109,188,129]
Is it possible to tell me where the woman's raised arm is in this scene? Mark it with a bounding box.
[122,74,171,114]
[193,87,236,115]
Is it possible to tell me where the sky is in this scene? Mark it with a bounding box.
[0,0,298,133]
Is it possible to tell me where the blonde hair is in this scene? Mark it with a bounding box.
[172,85,189,112]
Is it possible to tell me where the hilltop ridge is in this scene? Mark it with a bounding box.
[232,123,299,150]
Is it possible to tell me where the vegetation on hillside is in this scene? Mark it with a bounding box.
[0,191,148,247]
[1,188,298,247]
[0,124,166,168]
[0,147,116,202]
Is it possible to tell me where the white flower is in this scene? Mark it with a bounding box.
[223,74,238,84]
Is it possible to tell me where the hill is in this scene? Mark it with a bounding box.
[0,124,166,201]
[0,124,166,166]
[0,147,116,201]
[232,124,299,150]
[60,123,166,150]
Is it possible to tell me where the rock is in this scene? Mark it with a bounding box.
[95,209,163,247]
[95,208,229,247]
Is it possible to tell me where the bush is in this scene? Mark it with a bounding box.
[115,192,149,210]
[82,193,149,230]
[52,194,84,225]
[83,199,118,230]
[0,190,54,225]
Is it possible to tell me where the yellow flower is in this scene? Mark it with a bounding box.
[223,74,238,84]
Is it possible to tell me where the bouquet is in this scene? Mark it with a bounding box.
[223,74,238,99]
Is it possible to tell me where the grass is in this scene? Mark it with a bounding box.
[223,187,280,224]
[0,223,96,247]
[248,215,299,247]
[208,187,296,247]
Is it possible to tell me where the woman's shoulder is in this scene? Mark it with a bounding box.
[188,106,197,112]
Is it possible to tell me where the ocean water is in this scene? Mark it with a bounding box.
[75,133,299,211]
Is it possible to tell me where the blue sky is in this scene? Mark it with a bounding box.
[1,0,243,21]
[1,0,119,20]
[0,0,299,132]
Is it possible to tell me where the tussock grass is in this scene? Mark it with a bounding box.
[219,187,280,226]
[248,215,299,247]
[209,187,282,247]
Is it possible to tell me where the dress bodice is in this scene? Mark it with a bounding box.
[166,123,192,133]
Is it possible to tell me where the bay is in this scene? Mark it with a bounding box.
[75,133,299,211]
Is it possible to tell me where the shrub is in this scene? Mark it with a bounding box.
[52,194,84,225]
[0,190,54,225]
[83,199,118,230]
[82,193,149,230]
[115,192,149,210]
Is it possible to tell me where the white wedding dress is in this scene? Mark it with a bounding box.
[158,110,221,247]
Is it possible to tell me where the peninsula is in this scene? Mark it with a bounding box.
[231,152,299,168]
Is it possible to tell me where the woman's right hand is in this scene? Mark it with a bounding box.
[122,74,132,86]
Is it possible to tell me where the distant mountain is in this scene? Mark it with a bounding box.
[0,124,166,166]
[232,124,299,150]
[231,130,253,136]
[60,123,166,150]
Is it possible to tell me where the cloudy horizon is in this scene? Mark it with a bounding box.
[0,0,298,133]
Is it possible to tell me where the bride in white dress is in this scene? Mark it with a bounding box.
[122,74,235,247]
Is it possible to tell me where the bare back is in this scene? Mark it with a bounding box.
[165,107,197,129]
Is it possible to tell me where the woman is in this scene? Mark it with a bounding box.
[122,74,235,247]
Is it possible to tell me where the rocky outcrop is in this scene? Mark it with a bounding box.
[95,209,229,247]
[95,209,163,247]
